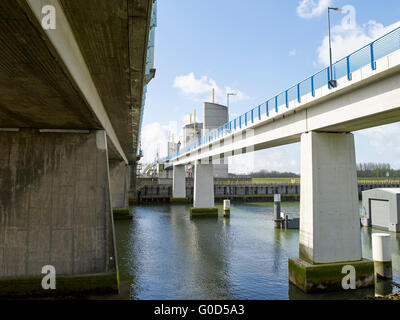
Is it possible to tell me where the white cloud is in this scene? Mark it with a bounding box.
[289,49,297,56]
[229,145,300,174]
[140,122,172,164]
[316,5,400,66]
[297,0,332,19]
[173,72,215,96]
[173,72,248,104]
[358,123,400,169]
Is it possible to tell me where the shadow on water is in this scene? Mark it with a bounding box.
[113,202,400,300]
[113,207,142,299]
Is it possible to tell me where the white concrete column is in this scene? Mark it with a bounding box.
[299,131,362,263]
[172,165,186,198]
[194,162,215,208]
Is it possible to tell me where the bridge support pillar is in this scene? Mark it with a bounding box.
[0,129,119,297]
[129,161,137,190]
[109,160,131,220]
[191,161,218,217]
[128,161,138,205]
[289,132,374,293]
[171,165,187,203]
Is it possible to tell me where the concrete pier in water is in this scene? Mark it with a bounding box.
[289,132,374,293]
[190,162,218,217]
[109,160,132,220]
[0,129,119,295]
[171,165,188,203]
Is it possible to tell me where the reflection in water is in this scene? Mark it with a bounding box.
[273,228,283,274]
[113,202,399,300]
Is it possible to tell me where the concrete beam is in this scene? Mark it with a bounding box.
[59,0,154,160]
[128,0,154,156]
[23,0,128,164]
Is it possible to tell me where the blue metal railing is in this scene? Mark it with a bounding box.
[160,26,400,163]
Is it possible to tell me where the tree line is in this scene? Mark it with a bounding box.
[231,163,399,178]
[230,170,299,178]
[356,162,399,178]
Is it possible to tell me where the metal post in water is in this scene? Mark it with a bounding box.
[223,199,230,217]
[274,194,283,228]
[372,233,392,279]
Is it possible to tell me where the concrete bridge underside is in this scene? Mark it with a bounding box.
[0,0,154,296]
[0,0,152,161]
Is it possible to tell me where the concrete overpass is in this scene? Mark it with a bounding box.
[167,27,400,292]
[170,48,400,166]
[0,0,156,296]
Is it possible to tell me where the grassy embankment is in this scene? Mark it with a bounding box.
[251,177,400,184]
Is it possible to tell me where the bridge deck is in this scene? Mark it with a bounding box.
[0,0,153,162]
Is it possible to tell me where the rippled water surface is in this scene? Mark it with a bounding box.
[114,202,400,300]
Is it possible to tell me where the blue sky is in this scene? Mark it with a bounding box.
[141,0,400,173]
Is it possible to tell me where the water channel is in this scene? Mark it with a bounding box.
[114,202,400,300]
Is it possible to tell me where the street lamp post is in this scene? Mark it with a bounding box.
[227,93,236,108]
[328,7,344,88]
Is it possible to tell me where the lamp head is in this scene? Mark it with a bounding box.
[329,7,344,12]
